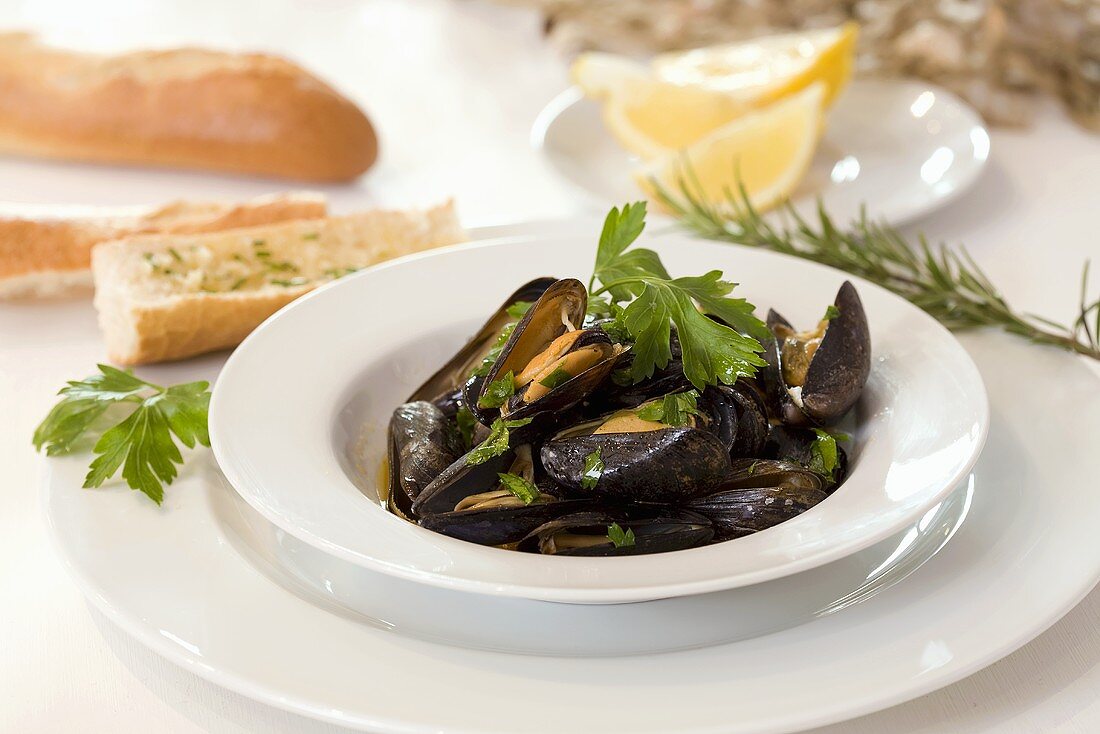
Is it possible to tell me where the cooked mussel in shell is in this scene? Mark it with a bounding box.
[387,401,464,519]
[519,509,714,556]
[476,279,624,423]
[687,459,828,540]
[765,281,871,426]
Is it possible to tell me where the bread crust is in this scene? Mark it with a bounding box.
[0,34,377,181]
[92,202,466,365]
[0,192,328,299]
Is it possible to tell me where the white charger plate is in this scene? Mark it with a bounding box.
[43,327,1100,733]
[208,231,987,603]
[533,80,990,226]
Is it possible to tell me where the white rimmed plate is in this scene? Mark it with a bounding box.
[43,328,1100,733]
[532,80,990,226]
[209,228,988,603]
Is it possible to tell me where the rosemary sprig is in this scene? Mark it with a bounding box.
[652,176,1100,362]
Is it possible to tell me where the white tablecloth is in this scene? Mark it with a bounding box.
[2,1,1099,732]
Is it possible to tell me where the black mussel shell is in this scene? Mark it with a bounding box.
[764,425,850,488]
[411,449,514,517]
[419,498,596,546]
[410,277,555,405]
[430,388,464,419]
[766,281,871,426]
[590,333,691,410]
[387,401,463,520]
[481,278,588,396]
[698,383,769,457]
[540,426,730,503]
[687,459,828,539]
[519,509,714,556]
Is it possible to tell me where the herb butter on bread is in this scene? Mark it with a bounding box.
[91,202,466,365]
[0,192,327,299]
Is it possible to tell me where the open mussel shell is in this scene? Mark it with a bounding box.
[687,459,828,540]
[590,332,691,411]
[477,279,624,423]
[419,497,596,547]
[408,277,556,404]
[540,424,730,503]
[765,281,871,426]
[764,424,850,487]
[519,509,714,556]
[387,401,464,520]
[410,449,515,517]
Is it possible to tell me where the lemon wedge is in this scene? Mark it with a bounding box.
[572,52,750,160]
[637,83,825,212]
[652,23,857,109]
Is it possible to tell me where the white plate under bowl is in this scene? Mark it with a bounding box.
[209,229,988,603]
[44,329,1100,733]
[533,80,990,226]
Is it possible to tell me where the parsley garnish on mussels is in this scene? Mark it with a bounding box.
[808,429,850,478]
[465,417,533,466]
[581,448,604,490]
[635,389,705,427]
[588,202,769,389]
[497,472,540,505]
[606,523,636,548]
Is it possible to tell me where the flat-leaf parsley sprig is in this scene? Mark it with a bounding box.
[33,364,211,505]
[589,202,769,389]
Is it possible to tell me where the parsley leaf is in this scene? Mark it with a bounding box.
[635,390,704,426]
[465,417,532,465]
[497,472,540,505]
[824,304,841,321]
[469,301,533,379]
[478,371,515,409]
[33,365,211,504]
[581,448,603,490]
[538,366,573,390]
[506,300,534,319]
[455,406,477,451]
[808,429,849,478]
[590,203,768,388]
[607,523,636,548]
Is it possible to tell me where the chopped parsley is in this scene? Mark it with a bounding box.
[636,389,704,427]
[465,417,532,465]
[455,406,477,451]
[478,371,516,409]
[607,523,636,548]
[537,366,573,390]
[581,447,603,490]
[270,277,309,287]
[808,429,849,478]
[497,472,540,505]
[823,305,841,321]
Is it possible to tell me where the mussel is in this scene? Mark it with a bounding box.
[419,495,595,546]
[687,459,828,540]
[519,509,714,556]
[765,281,870,426]
[387,401,464,520]
[411,448,516,517]
[475,279,624,423]
[408,277,555,404]
[764,424,850,488]
[539,395,732,503]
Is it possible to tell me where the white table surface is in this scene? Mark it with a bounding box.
[2,1,1099,732]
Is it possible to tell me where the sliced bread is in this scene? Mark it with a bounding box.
[92,201,466,364]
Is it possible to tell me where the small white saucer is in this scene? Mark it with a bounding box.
[533,80,990,226]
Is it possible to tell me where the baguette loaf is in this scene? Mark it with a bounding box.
[92,202,466,364]
[0,33,377,181]
[0,192,327,299]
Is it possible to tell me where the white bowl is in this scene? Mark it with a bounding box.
[210,229,988,604]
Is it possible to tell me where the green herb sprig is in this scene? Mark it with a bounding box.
[589,203,768,388]
[653,176,1100,362]
[607,522,636,548]
[636,389,705,427]
[497,472,540,505]
[581,447,604,490]
[465,417,533,466]
[33,365,211,505]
